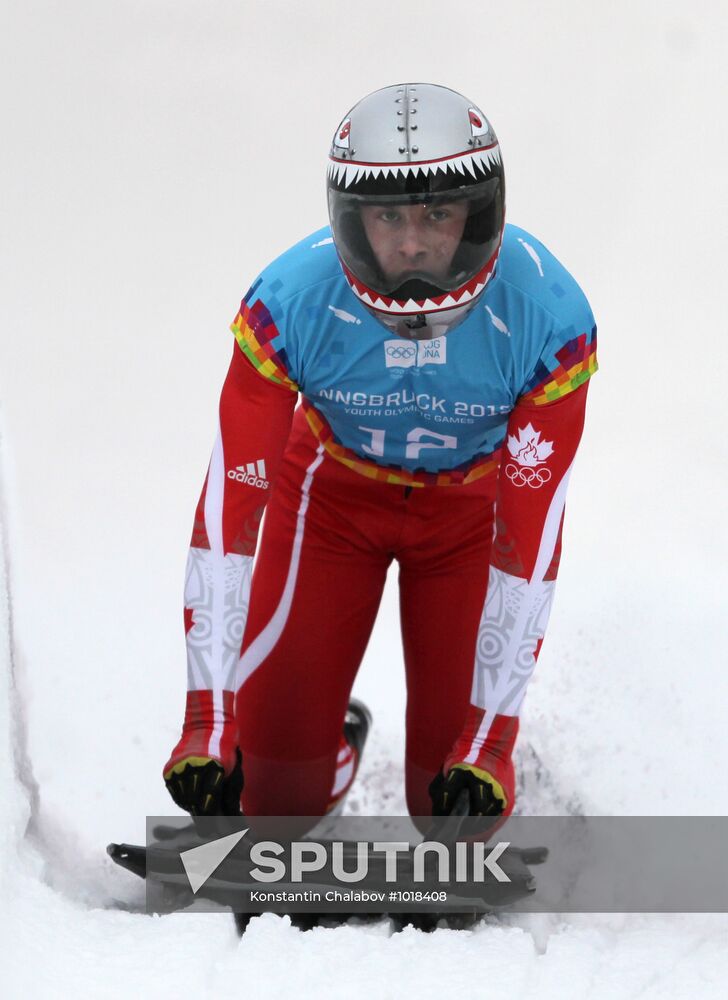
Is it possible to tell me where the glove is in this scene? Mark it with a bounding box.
[164,747,244,816]
[429,763,507,817]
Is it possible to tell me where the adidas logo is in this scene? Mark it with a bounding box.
[227,459,269,489]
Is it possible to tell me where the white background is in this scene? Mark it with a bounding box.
[1,1,727,997]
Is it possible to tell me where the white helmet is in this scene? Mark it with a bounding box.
[327,83,505,340]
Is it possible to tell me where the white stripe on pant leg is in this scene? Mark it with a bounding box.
[330,744,356,802]
[236,444,326,690]
[210,688,225,760]
[464,463,573,763]
[204,423,227,759]
[330,755,355,797]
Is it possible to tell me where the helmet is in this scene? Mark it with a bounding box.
[327,83,505,340]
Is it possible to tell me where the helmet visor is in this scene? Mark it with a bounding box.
[328,176,503,301]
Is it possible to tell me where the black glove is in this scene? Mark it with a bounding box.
[164,748,244,816]
[429,763,506,818]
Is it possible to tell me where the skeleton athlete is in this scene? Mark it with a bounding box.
[163,83,598,822]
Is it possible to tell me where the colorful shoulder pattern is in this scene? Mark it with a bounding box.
[230,227,340,392]
[496,225,598,406]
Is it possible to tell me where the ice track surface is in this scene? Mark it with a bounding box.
[2,529,728,999]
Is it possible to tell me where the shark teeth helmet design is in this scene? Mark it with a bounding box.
[327,83,505,341]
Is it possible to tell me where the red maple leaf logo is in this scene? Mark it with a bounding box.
[184,607,195,635]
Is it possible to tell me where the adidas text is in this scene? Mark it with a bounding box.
[228,460,269,490]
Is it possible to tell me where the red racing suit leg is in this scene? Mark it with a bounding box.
[235,409,501,818]
[396,479,497,816]
[235,411,391,816]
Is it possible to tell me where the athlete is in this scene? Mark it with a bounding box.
[163,83,597,822]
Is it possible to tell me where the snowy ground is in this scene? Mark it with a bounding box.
[2,1,728,997]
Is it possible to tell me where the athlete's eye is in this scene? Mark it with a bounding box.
[378,209,401,223]
[428,208,451,222]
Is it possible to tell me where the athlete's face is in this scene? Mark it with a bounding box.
[360,201,469,286]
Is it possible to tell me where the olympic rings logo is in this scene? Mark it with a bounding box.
[504,462,552,489]
[386,345,417,359]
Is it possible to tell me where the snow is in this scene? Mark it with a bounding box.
[2,0,728,996]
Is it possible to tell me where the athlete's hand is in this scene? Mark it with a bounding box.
[429,762,507,817]
[164,748,244,816]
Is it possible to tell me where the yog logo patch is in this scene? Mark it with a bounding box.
[384,338,447,369]
[505,423,554,489]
